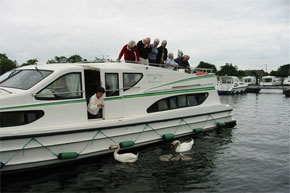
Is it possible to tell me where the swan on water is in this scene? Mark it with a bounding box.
[170,138,194,153]
[109,144,139,163]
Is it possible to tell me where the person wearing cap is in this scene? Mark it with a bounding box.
[87,87,105,118]
[137,37,151,65]
[148,38,160,65]
[117,40,139,63]
[156,40,168,64]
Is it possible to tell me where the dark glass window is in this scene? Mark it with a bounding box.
[35,73,82,100]
[105,73,119,97]
[0,110,44,127]
[177,95,187,108]
[147,92,209,113]
[123,73,143,91]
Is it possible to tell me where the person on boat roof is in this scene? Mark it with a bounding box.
[148,38,160,65]
[88,87,105,118]
[117,40,140,63]
[156,40,168,64]
[165,53,178,70]
[174,55,190,70]
[137,37,151,65]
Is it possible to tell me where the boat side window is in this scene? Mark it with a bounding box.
[177,95,187,108]
[105,73,119,97]
[0,110,44,127]
[187,95,198,106]
[35,72,82,100]
[123,73,143,91]
[147,93,209,113]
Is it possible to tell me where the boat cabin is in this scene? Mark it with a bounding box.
[0,63,217,128]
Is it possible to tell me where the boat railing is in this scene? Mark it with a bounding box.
[120,60,192,73]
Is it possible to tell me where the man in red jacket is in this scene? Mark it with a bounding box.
[117,41,140,63]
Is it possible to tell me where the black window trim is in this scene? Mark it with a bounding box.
[122,72,143,91]
[35,72,83,100]
[147,92,209,113]
[0,69,53,90]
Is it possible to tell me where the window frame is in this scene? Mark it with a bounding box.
[122,72,143,91]
[105,73,120,97]
[35,72,83,100]
[147,92,209,113]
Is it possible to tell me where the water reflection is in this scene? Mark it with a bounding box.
[2,129,234,193]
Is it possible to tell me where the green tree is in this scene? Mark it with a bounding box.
[21,59,38,66]
[277,64,290,77]
[196,61,217,73]
[55,56,67,63]
[270,70,278,76]
[67,55,83,63]
[237,70,245,77]
[217,63,238,76]
[0,53,17,75]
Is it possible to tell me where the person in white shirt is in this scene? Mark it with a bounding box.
[87,87,105,118]
[165,53,178,70]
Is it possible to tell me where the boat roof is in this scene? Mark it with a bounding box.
[16,62,164,72]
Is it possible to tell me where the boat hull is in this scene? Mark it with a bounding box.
[0,109,235,174]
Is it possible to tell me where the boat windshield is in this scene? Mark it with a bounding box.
[0,70,17,83]
[221,77,232,84]
[263,78,272,82]
[0,69,53,90]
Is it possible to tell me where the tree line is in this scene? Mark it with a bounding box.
[0,53,289,78]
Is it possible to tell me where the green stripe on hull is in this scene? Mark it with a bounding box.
[0,99,86,111]
[148,74,216,90]
[0,86,215,110]
[105,87,215,101]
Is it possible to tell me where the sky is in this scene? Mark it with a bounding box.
[0,0,289,71]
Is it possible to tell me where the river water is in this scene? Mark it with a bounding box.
[2,92,290,193]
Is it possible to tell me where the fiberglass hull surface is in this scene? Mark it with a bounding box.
[0,107,234,173]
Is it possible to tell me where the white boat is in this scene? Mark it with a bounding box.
[283,76,290,85]
[242,76,257,85]
[217,76,247,95]
[260,76,281,86]
[0,63,236,173]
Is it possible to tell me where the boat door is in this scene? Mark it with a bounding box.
[103,72,123,119]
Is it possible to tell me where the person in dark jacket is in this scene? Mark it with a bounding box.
[137,37,151,65]
[156,40,168,64]
[174,55,190,69]
[148,38,160,65]
[117,40,139,63]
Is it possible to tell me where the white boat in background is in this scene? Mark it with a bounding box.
[217,76,247,95]
[283,76,290,85]
[0,62,236,173]
[260,76,281,86]
[242,76,257,85]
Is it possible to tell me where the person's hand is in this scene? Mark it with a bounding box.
[97,104,104,108]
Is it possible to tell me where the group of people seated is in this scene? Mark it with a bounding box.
[117,37,191,70]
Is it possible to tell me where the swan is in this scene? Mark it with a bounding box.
[109,144,139,163]
[170,138,194,153]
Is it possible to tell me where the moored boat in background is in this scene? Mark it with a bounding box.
[217,76,247,95]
